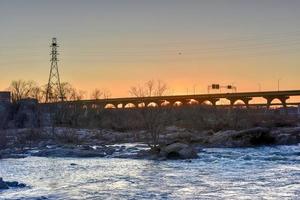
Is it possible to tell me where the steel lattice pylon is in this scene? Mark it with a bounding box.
[45,38,64,102]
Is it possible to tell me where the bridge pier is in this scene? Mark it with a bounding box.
[181,100,190,106]
[208,98,219,106]
[168,100,177,107]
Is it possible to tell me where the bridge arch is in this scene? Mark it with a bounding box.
[124,103,136,108]
[268,98,285,109]
[201,100,214,106]
[264,96,289,108]
[173,101,183,106]
[232,99,249,108]
[216,98,231,105]
[104,103,116,109]
[233,99,247,105]
[138,102,146,108]
[147,102,159,107]
[249,97,267,106]
[233,99,251,107]
[188,99,199,105]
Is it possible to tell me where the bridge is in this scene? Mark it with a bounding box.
[50,90,300,110]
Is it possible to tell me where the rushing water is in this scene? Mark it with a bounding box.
[0,145,300,200]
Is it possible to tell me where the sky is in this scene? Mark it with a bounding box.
[1,0,300,98]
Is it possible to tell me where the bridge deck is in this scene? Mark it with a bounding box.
[41,90,300,108]
[75,90,300,103]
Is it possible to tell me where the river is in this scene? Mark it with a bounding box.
[0,145,299,200]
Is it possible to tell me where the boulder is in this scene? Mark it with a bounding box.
[270,127,300,145]
[0,178,9,190]
[233,127,274,146]
[209,127,274,147]
[159,130,197,145]
[190,130,214,144]
[6,181,26,188]
[178,147,198,159]
[160,142,198,159]
[164,142,189,153]
[0,178,26,190]
[70,163,77,166]
[208,130,237,147]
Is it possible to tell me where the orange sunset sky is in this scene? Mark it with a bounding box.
[1,1,300,98]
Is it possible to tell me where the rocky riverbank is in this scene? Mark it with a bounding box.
[0,126,300,160]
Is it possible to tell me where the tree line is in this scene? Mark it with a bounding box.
[7,79,167,103]
[7,80,111,103]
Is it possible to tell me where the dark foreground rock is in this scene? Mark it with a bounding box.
[0,177,26,190]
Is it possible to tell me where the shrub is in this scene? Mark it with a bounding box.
[140,107,169,150]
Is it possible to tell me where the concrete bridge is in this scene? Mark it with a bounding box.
[51,90,300,110]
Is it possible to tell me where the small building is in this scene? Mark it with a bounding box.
[0,91,11,103]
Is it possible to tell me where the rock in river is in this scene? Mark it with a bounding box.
[0,177,26,190]
[160,142,198,159]
[0,178,9,190]
[31,147,106,158]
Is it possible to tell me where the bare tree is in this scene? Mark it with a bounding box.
[76,90,86,100]
[59,82,87,101]
[129,80,168,97]
[29,86,44,102]
[129,80,169,151]
[9,80,39,102]
[145,80,155,96]
[129,84,145,97]
[102,88,112,99]
[155,80,167,96]
[60,82,73,101]
[91,88,103,100]
[140,107,168,151]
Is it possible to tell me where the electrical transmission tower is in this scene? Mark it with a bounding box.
[45,38,64,102]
